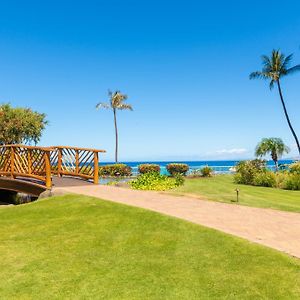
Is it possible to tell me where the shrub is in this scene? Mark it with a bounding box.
[130,172,181,191]
[174,173,185,186]
[289,162,300,175]
[253,171,277,188]
[99,164,132,177]
[282,174,300,190]
[138,164,160,174]
[200,166,213,177]
[234,159,266,185]
[166,163,189,176]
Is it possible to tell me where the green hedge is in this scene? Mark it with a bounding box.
[166,163,189,176]
[234,159,300,190]
[99,164,132,177]
[138,164,160,174]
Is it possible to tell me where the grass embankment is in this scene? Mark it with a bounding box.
[172,175,300,212]
[0,195,299,299]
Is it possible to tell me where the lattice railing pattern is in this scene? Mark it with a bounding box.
[0,145,52,188]
[0,145,105,188]
[52,146,102,183]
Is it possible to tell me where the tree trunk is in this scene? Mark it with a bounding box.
[277,80,300,157]
[271,151,278,172]
[274,160,278,172]
[113,108,118,163]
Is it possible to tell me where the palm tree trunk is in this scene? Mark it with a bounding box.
[113,108,118,163]
[277,80,300,157]
[274,160,278,172]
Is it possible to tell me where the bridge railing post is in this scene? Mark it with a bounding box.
[93,151,99,184]
[75,150,79,176]
[44,151,52,189]
[57,148,62,177]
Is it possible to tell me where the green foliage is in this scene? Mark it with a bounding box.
[234,160,300,190]
[0,103,47,145]
[138,164,160,174]
[99,164,132,177]
[130,172,181,191]
[174,173,185,186]
[166,163,189,176]
[200,166,213,177]
[234,159,267,185]
[250,49,300,89]
[282,174,300,190]
[255,138,289,168]
[252,171,277,188]
[289,162,300,174]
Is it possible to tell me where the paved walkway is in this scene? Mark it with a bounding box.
[54,184,300,258]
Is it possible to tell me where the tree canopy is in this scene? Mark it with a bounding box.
[0,103,47,145]
[249,49,300,89]
[255,138,290,170]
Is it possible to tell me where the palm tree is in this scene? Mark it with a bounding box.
[96,90,133,163]
[250,49,300,157]
[255,138,290,171]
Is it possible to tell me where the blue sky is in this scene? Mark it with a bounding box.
[0,0,300,161]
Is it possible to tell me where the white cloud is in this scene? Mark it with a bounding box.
[215,148,248,155]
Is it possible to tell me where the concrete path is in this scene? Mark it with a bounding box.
[54,184,300,258]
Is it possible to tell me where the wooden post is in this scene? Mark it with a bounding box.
[93,151,99,184]
[10,146,15,179]
[57,148,62,177]
[44,151,52,189]
[75,150,79,175]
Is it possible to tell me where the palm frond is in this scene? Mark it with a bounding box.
[249,71,270,80]
[269,80,275,90]
[96,102,110,110]
[117,103,133,111]
[286,64,300,75]
[261,55,272,68]
[282,53,293,70]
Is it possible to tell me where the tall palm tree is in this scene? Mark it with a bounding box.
[96,90,133,163]
[250,49,300,157]
[255,138,290,171]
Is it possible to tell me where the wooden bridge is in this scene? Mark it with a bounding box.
[0,144,106,197]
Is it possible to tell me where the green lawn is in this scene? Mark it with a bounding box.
[0,195,300,299]
[172,175,300,212]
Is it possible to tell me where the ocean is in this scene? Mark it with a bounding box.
[101,160,294,175]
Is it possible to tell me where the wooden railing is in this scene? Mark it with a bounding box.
[0,145,106,189]
[0,144,53,188]
[50,146,105,184]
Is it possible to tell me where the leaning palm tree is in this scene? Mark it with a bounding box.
[96,90,133,163]
[255,138,290,171]
[250,50,300,157]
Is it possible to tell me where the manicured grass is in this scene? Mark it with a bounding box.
[172,175,300,212]
[0,195,299,299]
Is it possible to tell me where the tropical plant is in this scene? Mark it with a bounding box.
[138,164,160,174]
[130,172,181,191]
[289,162,300,174]
[234,159,266,185]
[0,103,47,145]
[255,138,289,171]
[252,171,277,188]
[96,90,133,163]
[99,164,132,177]
[250,50,300,156]
[200,166,213,177]
[166,163,189,176]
